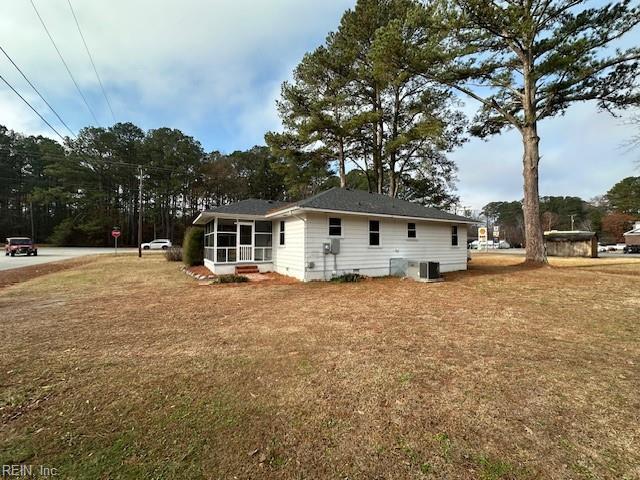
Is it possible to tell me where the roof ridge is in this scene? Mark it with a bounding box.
[296,186,338,207]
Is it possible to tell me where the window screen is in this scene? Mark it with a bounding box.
[329,217,342,236]
[369,220,380,246]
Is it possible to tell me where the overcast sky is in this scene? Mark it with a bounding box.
[1,0,638,210]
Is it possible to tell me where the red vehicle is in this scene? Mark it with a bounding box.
[5,237,38,257]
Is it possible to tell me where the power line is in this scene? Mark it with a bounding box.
[0,144,191,174]
[0,73,66,142]
[30,0,100,126]
[67,0,115,124]
[0,45,76,139]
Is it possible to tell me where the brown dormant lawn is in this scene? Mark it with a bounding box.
[1,254,639,479]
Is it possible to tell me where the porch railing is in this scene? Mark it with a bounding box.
[238,245,252,262]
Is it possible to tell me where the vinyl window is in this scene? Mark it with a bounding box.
[279,221,285,246]
[328,217,342,237]
[451,225,459,246]
[369,220,380,246]
[408,222,416,239]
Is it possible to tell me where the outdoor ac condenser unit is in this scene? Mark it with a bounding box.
[419,261,440,281]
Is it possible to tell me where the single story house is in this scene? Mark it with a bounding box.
[543,230,598,258]
[624,221,640,246]
[192,188,474,281]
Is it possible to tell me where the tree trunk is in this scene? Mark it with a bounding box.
[521,125,546,265]
[388,168,396,198]
[338,138,346,188]
[374,87,384,194]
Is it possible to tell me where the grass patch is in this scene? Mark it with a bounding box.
[1,253,639,478]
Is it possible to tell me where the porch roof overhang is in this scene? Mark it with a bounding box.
[264,206,478,225]
[192,212,269,225]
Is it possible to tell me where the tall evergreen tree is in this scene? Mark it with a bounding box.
[269,0,465,207]
[427,0,640,264]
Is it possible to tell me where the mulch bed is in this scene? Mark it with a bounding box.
[183,265,216,280]
[183,264,298,285]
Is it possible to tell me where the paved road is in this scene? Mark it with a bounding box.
[0,247,139,271]
[470,248,640,258]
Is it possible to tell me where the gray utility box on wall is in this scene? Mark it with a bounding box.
[323,239,340,255]
[330,238,340,254]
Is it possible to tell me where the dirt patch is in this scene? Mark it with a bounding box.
[240,272,298,284]
[0,257,97,289]
[1,254,638,479]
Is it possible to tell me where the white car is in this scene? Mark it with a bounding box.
[141,239,172,250]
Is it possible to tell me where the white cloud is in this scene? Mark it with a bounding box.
[0,0,353,137]
[453,101,638,209]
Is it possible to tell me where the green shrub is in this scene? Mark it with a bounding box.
[330,273,364,283]
[213,274,249,284]
[182,227,204,266]
[164,246,183,262]
[48,218,76,245]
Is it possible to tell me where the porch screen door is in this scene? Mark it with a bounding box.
[238,223,253,262]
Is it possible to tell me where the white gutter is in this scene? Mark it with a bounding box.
[266,206,476,224]
[192,212,271,225]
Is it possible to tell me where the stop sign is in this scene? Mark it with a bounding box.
[111,230,121,238]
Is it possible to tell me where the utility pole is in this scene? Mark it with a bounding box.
[138,165,143,258]
[30,201,35,241]
[570,214,576,231]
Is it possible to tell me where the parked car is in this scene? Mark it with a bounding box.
[468,239,509,250]
[623,245,640,254]
[5,237,38,256]
[141,239,172,250]
[597,243,608,253]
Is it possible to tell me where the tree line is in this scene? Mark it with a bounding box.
[480,176,640,246]
[0,123,340,246]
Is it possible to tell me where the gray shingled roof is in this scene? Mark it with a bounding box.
[275,188,474,222]
[205,199,290,216]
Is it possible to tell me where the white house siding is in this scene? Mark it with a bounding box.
[273,216,306,280]
[303,212,467,281]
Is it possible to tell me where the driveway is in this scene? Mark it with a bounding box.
[0,247,138,271]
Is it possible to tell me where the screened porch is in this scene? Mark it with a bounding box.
[204,218,273,263]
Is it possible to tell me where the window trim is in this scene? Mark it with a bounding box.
[368,219,381,247]
[328,217,342,237]
[279,220,285,246]
[451,225,459,247]
[407,222,417,239]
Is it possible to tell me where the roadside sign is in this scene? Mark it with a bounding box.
[493,226,500,238]
[112,228,121,255]
[478,227,488,251]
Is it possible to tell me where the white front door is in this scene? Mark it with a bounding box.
[238,223,253,262]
